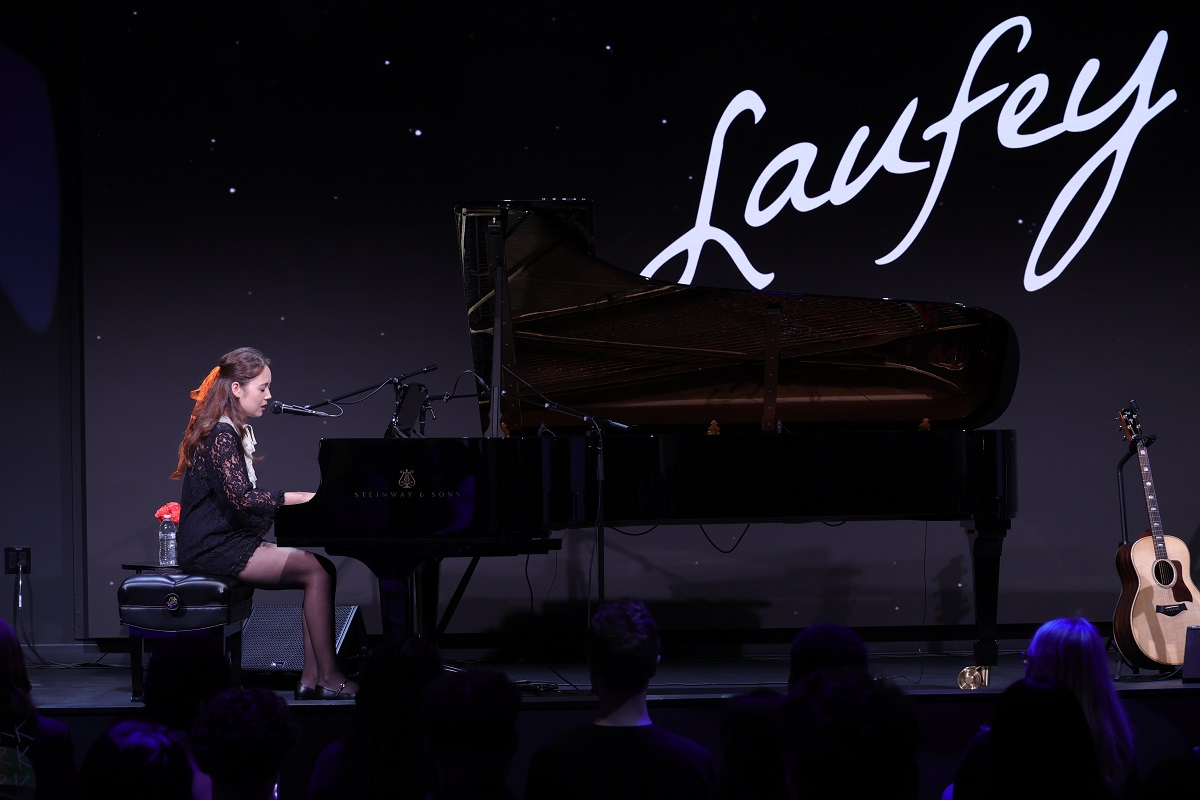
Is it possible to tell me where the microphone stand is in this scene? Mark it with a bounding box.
[596,425,605,604]
[540,401,630,605]
[486,217,509,440]
[439,371,491,405]
[386,382,430,439]
[307,364,439,410]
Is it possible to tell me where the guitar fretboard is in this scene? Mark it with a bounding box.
[1136,443,1169,561]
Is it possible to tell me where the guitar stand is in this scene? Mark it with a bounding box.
[1111,443,1136,681]
[1115,433,1153,549]
[1107,632,1178,682]
[1107,636,1145,679]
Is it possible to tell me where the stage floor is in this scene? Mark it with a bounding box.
[25,641,1192,710]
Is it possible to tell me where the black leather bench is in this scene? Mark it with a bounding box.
[117,569,254,702]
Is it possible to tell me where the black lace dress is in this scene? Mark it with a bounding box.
[177,421,284,575]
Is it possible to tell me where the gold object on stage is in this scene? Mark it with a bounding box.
[957,665,990,690]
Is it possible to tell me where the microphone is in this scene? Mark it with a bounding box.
[271,401,331,417]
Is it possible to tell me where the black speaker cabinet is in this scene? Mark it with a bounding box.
[1184,626,1200,683]
[240,604,365,673]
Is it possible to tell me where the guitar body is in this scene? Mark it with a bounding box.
[1113,531,1200,669]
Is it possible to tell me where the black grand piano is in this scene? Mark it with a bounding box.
[277,199,1018,669]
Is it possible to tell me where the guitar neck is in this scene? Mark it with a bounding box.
[1135,440,1169,559]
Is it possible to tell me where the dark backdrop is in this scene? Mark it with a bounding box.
[2,3,1197,647]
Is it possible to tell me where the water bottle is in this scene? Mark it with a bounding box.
[158,514,178,567]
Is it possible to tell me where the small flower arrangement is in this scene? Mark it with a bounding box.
[155,501,182,523]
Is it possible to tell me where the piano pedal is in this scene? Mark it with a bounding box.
[957,665,990,690]
[514,679,559,696]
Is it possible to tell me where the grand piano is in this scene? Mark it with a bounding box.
[277,199,1018,670]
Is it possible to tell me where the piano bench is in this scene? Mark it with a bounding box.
[117,570,254,703]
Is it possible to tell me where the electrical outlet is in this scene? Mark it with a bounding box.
[4,547,30,574]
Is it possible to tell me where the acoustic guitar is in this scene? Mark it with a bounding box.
[1112,405,1200,669]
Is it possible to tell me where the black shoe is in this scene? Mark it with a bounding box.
[313,682,357,700]
[294,682,320,700]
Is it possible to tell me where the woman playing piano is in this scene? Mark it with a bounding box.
[170,346,358,700]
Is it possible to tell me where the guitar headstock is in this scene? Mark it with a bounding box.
[1118,403,1142,444]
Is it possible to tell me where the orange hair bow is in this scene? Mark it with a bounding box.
[169,365,222,480]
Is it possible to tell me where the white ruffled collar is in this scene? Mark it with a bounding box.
[219,415,258,487]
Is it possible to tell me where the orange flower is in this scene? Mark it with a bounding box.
[155,501,182,522]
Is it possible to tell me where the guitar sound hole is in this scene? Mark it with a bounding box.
[1153,559,1177,586]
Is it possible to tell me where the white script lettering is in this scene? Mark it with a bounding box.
[641,16,1175,292]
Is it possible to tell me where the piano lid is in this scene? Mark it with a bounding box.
[457,200,1019,436]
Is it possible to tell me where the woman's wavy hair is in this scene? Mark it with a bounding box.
[170,347,269,479]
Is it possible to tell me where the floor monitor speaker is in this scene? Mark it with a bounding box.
[240,604,365,673]
[1184,626,1200,683]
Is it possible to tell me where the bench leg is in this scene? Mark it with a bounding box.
[130,632,146,702]
[228,625,244,688]
[129,626,240,702]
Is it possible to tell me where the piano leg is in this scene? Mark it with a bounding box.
[964,519,1010,668]
[373,557,441,642]
[406,559,441,639]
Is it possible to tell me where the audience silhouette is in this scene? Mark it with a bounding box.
[0,615,76,800]
[16,605,1176,800]
[1021,617,1137,797]
[716,686,788,800]
[418,666,523,800]
[946,617,1137,800]
[949,677,1111,800]
[308,633,444,800]
[143,635,236,800]
[713,621,881,800]
[781,666,921,800]
[787,622,870,692]
[1131,745,1200,799]
[190,686,300,800]
[77,719,193,799]
[523,597,718,800]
